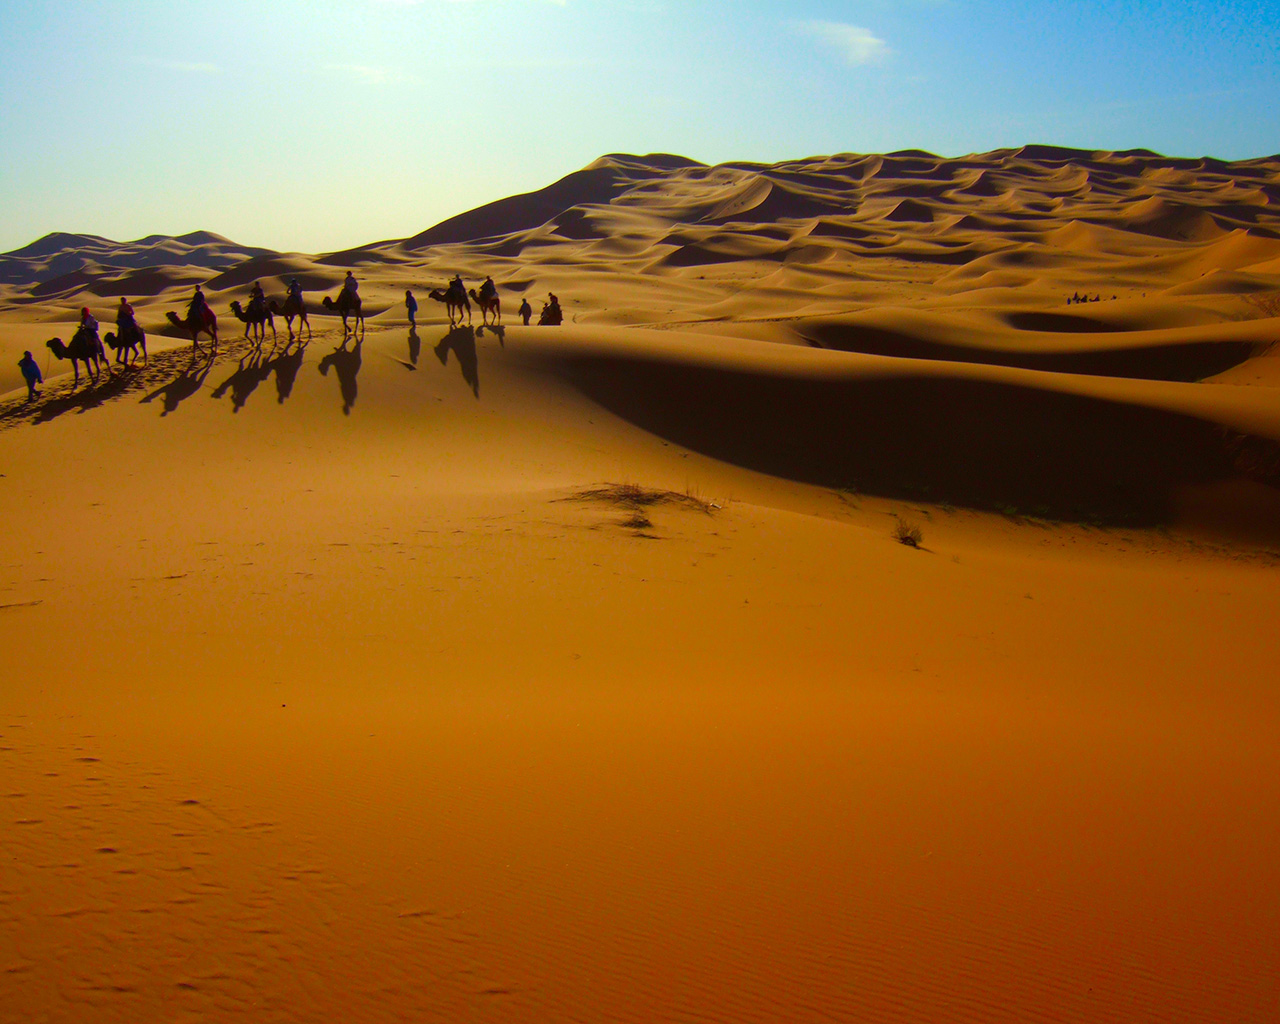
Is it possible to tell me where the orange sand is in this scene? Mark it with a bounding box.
[2,148,1279,1023]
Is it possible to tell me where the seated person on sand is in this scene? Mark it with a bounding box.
[539,293,563,326]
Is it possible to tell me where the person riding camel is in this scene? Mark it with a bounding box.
[116,296,136,328]
[79,306,99,339]
[287,278,303,307]
[341,271,359,303]
[478,276,497,303]
[249,280,267,318]
[188,285,210,324]
[449,274,466,304]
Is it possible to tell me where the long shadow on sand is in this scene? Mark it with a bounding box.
[29,369,137,424]
[211,351,272,412]
[563,355,1280,531]
[319,337,363,415]
[435,326,479,398]
[268,341,307,403]
[140,354,216,416]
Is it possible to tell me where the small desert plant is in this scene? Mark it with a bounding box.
[894,520,923,548]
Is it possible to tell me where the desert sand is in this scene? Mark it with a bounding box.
[2,147,1279,1022]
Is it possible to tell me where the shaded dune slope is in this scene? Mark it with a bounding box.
[556,349,1280,528]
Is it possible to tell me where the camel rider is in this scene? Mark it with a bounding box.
[450,274,465,303]
[341,271,359,302]
[189,285,210,323]
[116,296,136,329]
[249,281,266,317]
[287,278,303,307]
[79,307,99,339]
[478,276,497,303]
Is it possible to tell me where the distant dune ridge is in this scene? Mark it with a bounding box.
[4,145,1280,1023]
[3,145,1280,533]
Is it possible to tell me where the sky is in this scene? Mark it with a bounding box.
[1,0,1277,254]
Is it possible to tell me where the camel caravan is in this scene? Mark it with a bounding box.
[38,270,565,389]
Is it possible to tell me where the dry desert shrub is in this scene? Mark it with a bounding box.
[894,520,923,548]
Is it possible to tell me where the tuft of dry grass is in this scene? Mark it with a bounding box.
[894,520,923,548]
[570,482,720,515]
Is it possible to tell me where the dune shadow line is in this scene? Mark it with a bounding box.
[563,355,1280,531]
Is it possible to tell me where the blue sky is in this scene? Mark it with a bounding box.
[1,0,1276,254]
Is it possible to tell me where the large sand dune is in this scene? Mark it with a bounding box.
[2,147,1279,1023]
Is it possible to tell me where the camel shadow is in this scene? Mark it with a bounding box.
[318,337,363,415]
[267,340,307,403]
[435,326,479,398]
[31,369,132,424]
[211,351,272,413]
[478,324,505,348]
[140,353,215,416]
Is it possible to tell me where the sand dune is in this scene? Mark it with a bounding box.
[2,146,1280,1024]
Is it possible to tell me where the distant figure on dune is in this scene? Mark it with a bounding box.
[405,288,417,326]
[18,350,42,400]
[519,298,532,326]
[539,292,562,326]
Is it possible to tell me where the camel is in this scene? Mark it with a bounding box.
[46,327,107,384]
[468,288,501,326]
[275,295,311,340]
[321,290,364,333]
[103,321,148,366]
[428,287,471,327]
[166,307,219,351]
[229,300,277,344]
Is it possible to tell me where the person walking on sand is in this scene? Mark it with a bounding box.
[18,350,42,400]
[519,297,532,326]
[405,288,418,327]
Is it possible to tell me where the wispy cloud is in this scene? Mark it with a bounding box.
[796,21,892,66]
